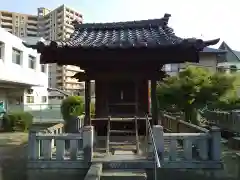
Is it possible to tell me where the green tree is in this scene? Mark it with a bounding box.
[61,96,84,133]
[208,71,240,110]
[157,65,236,124]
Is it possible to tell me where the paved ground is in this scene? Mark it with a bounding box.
[0,132,28,180]
[220,141,240,179]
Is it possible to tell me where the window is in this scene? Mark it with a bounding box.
[26,96,34,103]
[12,48,22,65]
[41,64,46,72]
[28,55,36,69]
[230,65,237,73]
[0,41,4,60]
[41,96,47,103]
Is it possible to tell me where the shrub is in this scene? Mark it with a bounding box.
[61,96,84,122]
[2,112,33,132]
[61,96,84,135]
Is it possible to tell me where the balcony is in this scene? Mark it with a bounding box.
[0,13,12,20]
[27,19,37,24]
[65,65,83,72]
[1,21,13,26]
[26,30,37,35]
[27,25,37,29]
[57,78,63,83]
[1,25,13,31]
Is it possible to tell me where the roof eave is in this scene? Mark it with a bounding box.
[22,38,220,53]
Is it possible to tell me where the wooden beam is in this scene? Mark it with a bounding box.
[151,80,158,125]
[84,80,91,126]
[75,71,165,81]
[135,80,139,115]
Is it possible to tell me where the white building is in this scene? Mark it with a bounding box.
[0,27,48,111]
[164,47,227,76]
[217,62,240,73]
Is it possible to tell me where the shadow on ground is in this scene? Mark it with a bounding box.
[146,168,239,180]
[0,143,27,180]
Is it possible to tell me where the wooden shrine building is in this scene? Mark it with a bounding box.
[23,13,219,129]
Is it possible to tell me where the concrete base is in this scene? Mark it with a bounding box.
[27,169,87,180]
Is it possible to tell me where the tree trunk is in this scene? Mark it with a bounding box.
[65,116,81,149]
[184,107,200,125]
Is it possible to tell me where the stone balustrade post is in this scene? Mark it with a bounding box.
[209,126,221,161]
[83,125,94,163]
[152,125,164,160]
[236,153,240,179]
[28,130,39,160]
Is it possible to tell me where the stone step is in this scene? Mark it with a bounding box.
[109,141,136,145]
[110,130,136,134]
[101,169,147,180]
[110,149,137,155]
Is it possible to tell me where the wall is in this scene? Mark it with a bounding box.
[48,63,57,88]
[23,86,49,110]
[166,53,218,76]
[0,28,48,87]
[0,28,49,109]
[180,53,218,71]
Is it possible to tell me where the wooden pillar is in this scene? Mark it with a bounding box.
[84,79,91,126]
[135,80,139,115]
[151,79,158,125]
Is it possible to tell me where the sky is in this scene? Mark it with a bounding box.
[1,0,240,50]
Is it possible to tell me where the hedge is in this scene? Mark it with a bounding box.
[1,111,33,132]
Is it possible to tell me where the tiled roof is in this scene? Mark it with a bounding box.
[23,14,219,51]
[54,14,183,49]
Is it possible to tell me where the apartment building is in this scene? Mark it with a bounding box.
[0,28,48,111]
[37,5,84,93]
[0,11,38,37]
[0,5,84,93]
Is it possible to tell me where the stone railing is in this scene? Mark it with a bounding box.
[152,113,222,168]
[152,125,222,169]
[27,115,91,169]
[202,110,240,133]
[30,132,83,160]
[161,113,209,133]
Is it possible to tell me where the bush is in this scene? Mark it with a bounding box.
[2,112,33,132]
[61,96,84,122]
